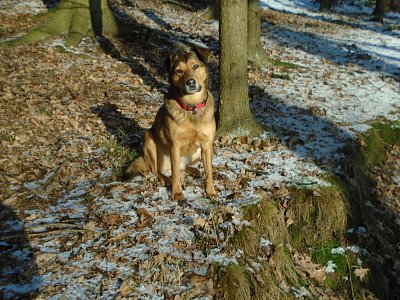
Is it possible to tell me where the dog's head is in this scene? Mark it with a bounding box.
[166,48,211,95]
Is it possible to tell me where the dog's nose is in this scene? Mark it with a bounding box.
[186,79,196,87]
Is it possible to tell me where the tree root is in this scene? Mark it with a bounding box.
[3,0,119,47]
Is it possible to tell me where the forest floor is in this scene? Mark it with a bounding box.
[0,0,399,299]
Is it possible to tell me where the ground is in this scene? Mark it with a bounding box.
[0,0,399,299]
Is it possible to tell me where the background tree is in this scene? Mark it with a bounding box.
[372,0,386,22]
[218,0,262,136]
[247,0,269,65]
[317,0,335,11]
[201,0,268,66]
[4,0,119,47]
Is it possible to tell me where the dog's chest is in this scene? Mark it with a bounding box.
[178,127,211,153]
[182,128,206,144]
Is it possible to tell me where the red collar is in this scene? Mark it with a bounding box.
[176,94,208,114]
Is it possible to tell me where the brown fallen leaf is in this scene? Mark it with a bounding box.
[354,267,369,281]
[135,208,153,230]
[107,214,122,226]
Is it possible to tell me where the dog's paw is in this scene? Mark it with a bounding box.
[206,186,217,200]
[172,192,184,201]
[159,175,171,187]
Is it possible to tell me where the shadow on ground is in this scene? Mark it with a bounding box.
[0,202,40,299]
[262,17,400,78]
[91,102,145,155]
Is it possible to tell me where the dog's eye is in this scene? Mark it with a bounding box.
[175,69,183,75]
[193,64,200,70]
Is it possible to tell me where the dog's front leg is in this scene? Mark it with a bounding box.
[201,142,216,199]
[170,144,184,201]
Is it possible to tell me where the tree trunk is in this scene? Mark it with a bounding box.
[247,0,268,66]
[5,0,119,47]
[218,0,262,137]
[202,0,268,66]
[317,0,334,11]
[199,0,219,20]
[372,0,386,21]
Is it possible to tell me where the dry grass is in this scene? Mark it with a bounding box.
[287,186,349,249]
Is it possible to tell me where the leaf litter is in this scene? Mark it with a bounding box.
[1,0,400,299]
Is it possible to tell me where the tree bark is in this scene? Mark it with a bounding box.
[247,0,268,66]
[4,0,119,47]
[372,0,386,21]
[218,0,262,137]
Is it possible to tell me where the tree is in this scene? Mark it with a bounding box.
[247,0,269,65]
[3,0,119,47]
[317,0,335,12]
[372,0,386,22]
[218,0,262,136]
[201,0,268,66]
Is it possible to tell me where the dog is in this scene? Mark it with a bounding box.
[126,48,216,201]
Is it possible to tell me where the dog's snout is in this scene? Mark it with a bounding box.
[186,78,196,87]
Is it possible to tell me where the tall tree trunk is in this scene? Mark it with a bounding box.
[4,0,119,47]
[317,0,334,11]
[218,0,262,137]
[247,0,268,66]
[372,0,386,21]
[202,0,268,66]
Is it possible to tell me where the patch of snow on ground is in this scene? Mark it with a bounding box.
[326,260,337,273]
[259,0,400,148]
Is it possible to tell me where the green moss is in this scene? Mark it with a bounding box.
[1,0,121,47]
[361,128,386,169]
[370,120,400,145]
[312,242,348,289]
[360,120,400,170]
[267,57,304,69]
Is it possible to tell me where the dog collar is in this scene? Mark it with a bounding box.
[176,94,208,114]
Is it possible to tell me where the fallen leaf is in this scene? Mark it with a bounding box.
[354,267,369,280]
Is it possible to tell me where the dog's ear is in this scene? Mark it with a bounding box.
[193,46,211,63]
[166,53,179,72]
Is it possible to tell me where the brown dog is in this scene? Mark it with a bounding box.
[126,48,216,201]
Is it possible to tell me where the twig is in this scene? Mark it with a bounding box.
[1,228,86,240]
[25,223,83,230]
[346,255,355,300]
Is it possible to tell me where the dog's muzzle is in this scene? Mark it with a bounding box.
[185,78,201,94]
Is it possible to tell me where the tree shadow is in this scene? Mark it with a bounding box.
[262,24,400,77]
[42,0,60,9]
[303,12,400,39]
[0,202,41,299]
[90,102,145,155]
[90,1,219,90]
[249,83,400,298]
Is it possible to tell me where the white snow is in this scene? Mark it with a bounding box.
[326,260,337,273]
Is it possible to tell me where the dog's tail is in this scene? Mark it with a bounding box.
[121,156,149,180]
